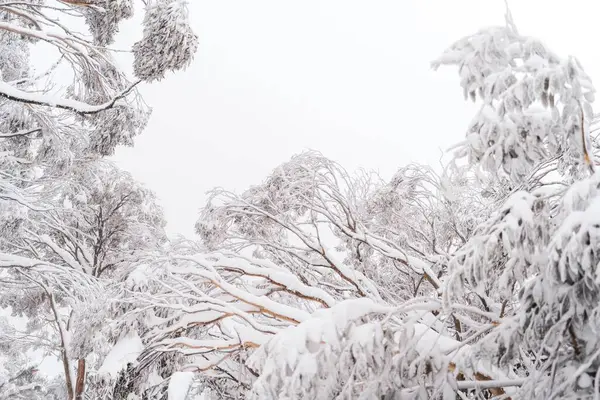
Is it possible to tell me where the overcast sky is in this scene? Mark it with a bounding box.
[111,0,600,237]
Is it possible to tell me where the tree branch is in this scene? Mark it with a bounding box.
[0,79,141,114]
[0,127,42,138]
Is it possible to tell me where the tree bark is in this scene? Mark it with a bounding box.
[61,350,74,400]
[74,359,86,400]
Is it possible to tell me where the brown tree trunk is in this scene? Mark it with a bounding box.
[61,350,74,400]
[74,359,86,400]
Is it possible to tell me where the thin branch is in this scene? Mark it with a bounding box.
[0,127,42,138]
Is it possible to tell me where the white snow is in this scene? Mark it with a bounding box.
[168,371,194,400]
[126,264,151,290]
[0,74,136,114]
[98,332,144,378]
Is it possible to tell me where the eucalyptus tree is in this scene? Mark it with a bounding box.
[0,1,196,398]
[134,12,600,400]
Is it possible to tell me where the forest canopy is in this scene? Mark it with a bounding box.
[0,2,599,400]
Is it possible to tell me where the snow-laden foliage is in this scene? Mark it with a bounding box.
[84,0,135,46]
[435,13,600,400]
[246,299,451,400]
[433,22,595,181]
[446,190,548,305]
[122,12,600,400]
[133,0,198,82]
[6,4,600,400]
[68,50,152,156]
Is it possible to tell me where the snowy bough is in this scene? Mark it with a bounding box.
[121,15,600,400]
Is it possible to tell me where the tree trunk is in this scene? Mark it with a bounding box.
[74,359,86,400]
[61,350,74,400]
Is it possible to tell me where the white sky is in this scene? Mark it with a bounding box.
[110,0,600,237]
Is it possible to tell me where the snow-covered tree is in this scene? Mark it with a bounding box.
[121,150,501,399]
[438,10,600,400]
[131,10,600,400]
[0,1,195,398]
[7,3,600,400]
[0,0,197,163]
[0,0,196,279]
[0,160,167,399]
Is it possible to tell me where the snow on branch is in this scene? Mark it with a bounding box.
[0,80,141,114]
